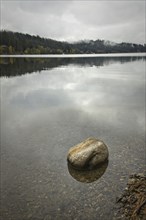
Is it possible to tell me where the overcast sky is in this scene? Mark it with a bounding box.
[1,0,145,44]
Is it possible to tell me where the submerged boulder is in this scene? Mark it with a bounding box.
[68,160,108,183]
[67,137,109,170]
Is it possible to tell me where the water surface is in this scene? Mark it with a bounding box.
[1,55,145,220]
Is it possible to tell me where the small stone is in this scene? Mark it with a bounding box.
[67,137,109,170]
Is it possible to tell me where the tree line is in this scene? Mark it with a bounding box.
[0,30,146,54]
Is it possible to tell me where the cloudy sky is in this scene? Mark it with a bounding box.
[1,0,145,44]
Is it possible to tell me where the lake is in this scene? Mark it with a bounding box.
[0,54,146,220]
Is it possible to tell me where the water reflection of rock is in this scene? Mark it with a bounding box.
[67,160,108,183]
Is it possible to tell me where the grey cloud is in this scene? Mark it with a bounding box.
[72,1,144,26]
[1,0,145,44]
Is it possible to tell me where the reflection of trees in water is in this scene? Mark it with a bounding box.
[0,56,145,77]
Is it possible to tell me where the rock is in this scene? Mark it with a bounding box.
[67,137,109,170]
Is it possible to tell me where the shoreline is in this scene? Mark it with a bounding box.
[0,52,146,58]
[116,173,146,220]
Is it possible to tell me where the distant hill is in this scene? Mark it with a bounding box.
[0,30,146,54]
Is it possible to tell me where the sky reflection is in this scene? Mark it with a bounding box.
[1,57,145,220]
[1,59,145,136]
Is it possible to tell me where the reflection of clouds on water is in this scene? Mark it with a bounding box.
[1,59,145,135]
[1,57,145,220]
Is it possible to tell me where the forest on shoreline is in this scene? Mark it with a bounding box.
[0,30,146,55]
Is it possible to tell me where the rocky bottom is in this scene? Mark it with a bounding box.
[116,173,146,220]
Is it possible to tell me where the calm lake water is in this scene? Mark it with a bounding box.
[0,55,146,220]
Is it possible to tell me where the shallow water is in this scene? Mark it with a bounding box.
[0,55,146,220]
